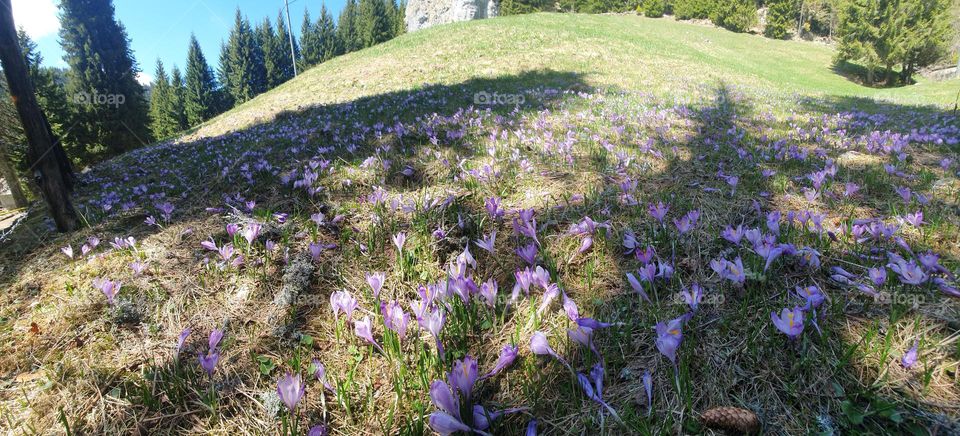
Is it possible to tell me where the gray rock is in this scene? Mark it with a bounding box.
[405,0,498,32]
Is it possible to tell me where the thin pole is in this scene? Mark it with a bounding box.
[285,0,298,77]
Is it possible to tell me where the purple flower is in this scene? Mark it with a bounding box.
[478,279,498,307]
[330,290,359,321]
[242,223,262,245]
[308,425,328,436]
[635,245,655,264]
[429,380,460,419]
[526,419,538,436]
[198,350,219,376]
[516,243,537,265]
[480,345,518,380]
[366,272,386,299]
[392,232,407,252]
[626,272,651,303]
[428,412,472,436]
[888,258,928,285]
[208,328,224,351]
[485,197,504,220]
[474,231,496,253]
[710,257,745,285]
[843,182,860,197]
[655,317,684,364]
[130,260,148,276]
[721,225,744,245]
[225,223,239,237]
[901,341,919,369]
[771,307,805,339]
[681,283,704,312]
[895,186,911,203]
[94,278,122,305]
[354,316,384,353]
[61,245,74,259]
[643,370,653,416]
[313,359,334,391]
[561,292,579,321]
[277,372,306,412]
[201,238,218,251]
[902,211,924,228]
[795,285,824,309]
[648,202,669,224]
[530,331,571,370]
[449,356,479,401]
[869,267,887,286]
[673,210,700,234]
[381,300,410,340]
[176,327,191,356]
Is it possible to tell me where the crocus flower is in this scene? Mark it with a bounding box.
[673,210,700,234]
[208,328,224,351]
[721,225,744,245]
[449,356,479,401]
[795,285,824,309]
[313,359,334,391]
[474,231,496,253]
[226,223,239,237]
[577,371,623,423]
[626,272,651,303]
[710,257,745,285]
[868,267,887,286]
[381,300,410,340]
[130,260,148,276]
[61,245,74,259]
[198,350,219,376]
[242,223,262,245]
[648,202,669,224]
[888,258,928,285]
[771,307,805,339]
[480,344,518,380]
[901,341,919,369]
[308,425,328,436]
[485,197,504,220]
[96,278,122,305]
[366,272,386,299]
[354,316,384,353]
[526,419,538,436]
[277,372,306,412]
[654,317,684,364]
[330,290,359,321]
[392,232,407,252]
[478,279,498,307]
[516,243,537,265]
[530,331,571,371]
[681,283,704,312]
[643,370,653,416]
[176,327,191,357]
[420,308,446,357]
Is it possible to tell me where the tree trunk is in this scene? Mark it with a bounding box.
[884,64,894,86]
[0,0,78,231]
[0,142,27,207]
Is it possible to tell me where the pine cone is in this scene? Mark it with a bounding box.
[700,407,760,434]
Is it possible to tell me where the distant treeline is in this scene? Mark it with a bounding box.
[0,0,406,179]
[505,0,956,85]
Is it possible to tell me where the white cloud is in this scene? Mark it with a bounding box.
[136,72,154,86]
[11,0,60,40]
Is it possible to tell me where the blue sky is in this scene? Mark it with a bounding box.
[12,0,347,84]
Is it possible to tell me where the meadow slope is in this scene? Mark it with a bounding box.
[1,13,959,435]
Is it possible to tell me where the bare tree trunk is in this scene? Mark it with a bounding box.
[0,141,27,207]
[0,0,77,231]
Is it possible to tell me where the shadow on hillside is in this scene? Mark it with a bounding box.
[831,61,916,88]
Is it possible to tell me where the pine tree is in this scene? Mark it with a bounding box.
[337,0,360,55]
[673,0,715,20]
[17,30,74,161]
[898,0,952,83]
[169,66,187,130]
[148,60,175,139]
[318,4,339,61]
[275,11,298,81]
[257,17,283,89]
[184,34,219,126]
[710,0,756,33]
[765,0,798,39]
[224,9,267,104]
[59,0,151,157]
[394,0,407,37]
[216,40,235,110]
[358,0,391,48]
[300,9,322,67]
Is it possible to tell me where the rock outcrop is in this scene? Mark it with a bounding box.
[405,0,498,32]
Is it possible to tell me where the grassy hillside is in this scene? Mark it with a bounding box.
[191,13,960,140]
[1,13,959,436]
